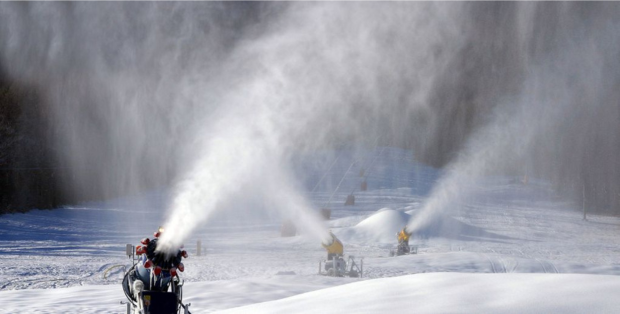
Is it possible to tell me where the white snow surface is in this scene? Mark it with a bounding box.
[221,273,620,314]
[2,147,620,313]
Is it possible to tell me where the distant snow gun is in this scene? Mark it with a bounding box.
[390,227,417,257]
[318,232,363,278]
[122,226,192,314]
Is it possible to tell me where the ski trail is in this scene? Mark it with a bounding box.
[535,258,548,273]
[510,260,520,273]
[483,254,497,273]
[547,260,559,273]
[498,256,507,273]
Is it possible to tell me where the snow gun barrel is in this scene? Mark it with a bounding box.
[404,226,412,235]
[398,228,412,243]
[321,232,344,255]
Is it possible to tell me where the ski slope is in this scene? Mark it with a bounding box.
[2,147,620,313]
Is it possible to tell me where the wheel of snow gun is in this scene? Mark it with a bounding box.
[122,265,138,304]
[327,268,336,277]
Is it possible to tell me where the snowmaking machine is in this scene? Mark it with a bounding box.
[389,227,418,257]
[318,232,363,277]
[121,227,192,314]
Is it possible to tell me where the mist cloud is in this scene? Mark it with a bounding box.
[1,2,620,244]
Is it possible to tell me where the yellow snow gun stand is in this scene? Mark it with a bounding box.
[319,232,362,277]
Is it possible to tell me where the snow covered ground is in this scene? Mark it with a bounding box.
[2,147,620,313]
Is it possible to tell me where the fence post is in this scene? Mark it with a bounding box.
[582,184,587,221]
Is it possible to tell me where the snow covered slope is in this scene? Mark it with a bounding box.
[221,273,620,314]
[5,272,620,314]
[2,147,620,313]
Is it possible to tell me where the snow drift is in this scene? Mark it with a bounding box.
[220,273,620,314]
[336,207,509,245]
[335,208,411,244]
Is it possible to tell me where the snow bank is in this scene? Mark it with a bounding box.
[0,275,350,314]
[335,208,410,244]
[333,206,509,246]
[220,273,620,314]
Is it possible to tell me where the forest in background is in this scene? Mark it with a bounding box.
[0,74,67,213]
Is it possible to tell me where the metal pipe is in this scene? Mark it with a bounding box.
[361,258,364,278]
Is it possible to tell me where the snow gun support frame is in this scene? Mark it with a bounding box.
[122,264,191,314]
[319,254,363,278]
[389,243,418,256]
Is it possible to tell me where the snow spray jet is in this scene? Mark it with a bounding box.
[4,2,620,224]
[405,2,620,236]
[0,2,266,206]
[157,92,333,251]
[405,105,529,235]
[0,2,462,208]
[158,2,467,251]
[0,2,474,244]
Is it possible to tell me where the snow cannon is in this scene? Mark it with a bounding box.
[399,228,412,244]
[122,227,192,314]
[321,232,344,259]
[319,232,362,278]
[390,227,417,257]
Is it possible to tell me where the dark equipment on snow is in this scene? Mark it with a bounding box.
[360,180,367,191]
[344,194,355,206]
[390,227,418,257]
[320,208,331,220]
[390,241,418,256]
[318,232,363,277]
[121,228,191,314]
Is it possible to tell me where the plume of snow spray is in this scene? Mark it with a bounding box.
[406,3,619,234]
[2,2,620,244]
[158,2,465,250]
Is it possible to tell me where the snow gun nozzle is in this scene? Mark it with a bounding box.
[403,227,412,236]
[321,232,336,247]
[321,232,344,255]
[154,226,165,238]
